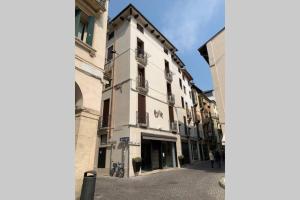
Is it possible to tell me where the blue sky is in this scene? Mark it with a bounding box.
[108,0,224,91]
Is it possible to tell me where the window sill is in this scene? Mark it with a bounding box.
[75,37,97,57]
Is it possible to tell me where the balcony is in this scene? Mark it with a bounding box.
[98,115,111,129]
[186,109,192,120]
[195,112,201,123]
[135,48,148,66]
[84,0,106,13]
[136,111,149,128]
[165,71,173,82]
[167,94,175,105]
[136,77,149,94]
[104,61,113,78]
[170,121,178,133]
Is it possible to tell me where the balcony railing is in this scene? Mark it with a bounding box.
[85,0,106,12]
[136,77,149,94]
[167,94,175,105]
[135,48,148,66]
[98,115,111,129]
[104,61,113,78]
[170,121,178,133]
[136,111,149,128]
[165,71,173,82]
[186,109,192,120]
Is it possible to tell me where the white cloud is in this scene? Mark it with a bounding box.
[161,0,222,51]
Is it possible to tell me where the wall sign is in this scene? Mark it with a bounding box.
[154,110,163,118]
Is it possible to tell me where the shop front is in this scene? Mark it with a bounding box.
[141,133,177,172]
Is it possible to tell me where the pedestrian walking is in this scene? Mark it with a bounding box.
[209,150,215,168]
[215,150,221,168]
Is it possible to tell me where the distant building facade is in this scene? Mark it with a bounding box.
[198,28,225,145]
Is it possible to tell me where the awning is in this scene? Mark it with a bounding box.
[142,132,177,142]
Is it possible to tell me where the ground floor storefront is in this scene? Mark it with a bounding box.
[141,139,177,171]
[95,128,182,177]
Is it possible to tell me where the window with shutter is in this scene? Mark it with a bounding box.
[86,16,95,46]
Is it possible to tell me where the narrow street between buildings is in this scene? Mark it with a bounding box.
[94,161,225,200]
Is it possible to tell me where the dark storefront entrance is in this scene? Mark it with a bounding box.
[141,137,177,171]
[181,142,190,164]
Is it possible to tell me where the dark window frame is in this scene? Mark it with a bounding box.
[107,45,114,62]
[179,78,182,89]
[181,97,184,108]
[108,31,114,40]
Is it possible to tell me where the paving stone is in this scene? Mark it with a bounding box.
[94,161,225,200]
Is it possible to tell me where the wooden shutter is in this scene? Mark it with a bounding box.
[138,67,145,87]
[169,106,174,122]
[86,16,95,46]
[75,9,81,37]
[138,94,146,123]
[183,116,187,135]
[167,83,171,94]
[102,99,110,127]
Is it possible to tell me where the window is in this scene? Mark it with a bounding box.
[100,134,107,145]
[182,74,185,81]
[165,60,169,70]
[164,47,168,55]
[181,97,184,108]
[178,67,181,73]
[137,23,144,33]
[107,46,114,62]
[137,38,144,54]
[179,78,182,89]
[183,86,186,94]
[189,91,192,98]
[75,9,88,41]
[75,8,95,46]
[108,31,114,40]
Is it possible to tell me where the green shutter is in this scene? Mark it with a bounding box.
[75,9,81,37]
[86,16,95,46]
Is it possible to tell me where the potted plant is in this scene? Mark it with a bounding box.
[178,155,184,166]
[132,157,142,175]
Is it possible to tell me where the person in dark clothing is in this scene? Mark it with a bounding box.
[215,151,221,168]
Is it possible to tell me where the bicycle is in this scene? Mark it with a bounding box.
[110,162,125,178]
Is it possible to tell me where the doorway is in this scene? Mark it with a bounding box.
[97,147,106,168]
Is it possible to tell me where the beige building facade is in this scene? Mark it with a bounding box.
[94,4,203,177]
[198,28,225,145]
[75,0,109,199]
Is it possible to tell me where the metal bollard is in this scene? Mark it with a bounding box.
[80,170,97,200]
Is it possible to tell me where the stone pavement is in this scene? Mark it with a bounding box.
[94,161,224,200]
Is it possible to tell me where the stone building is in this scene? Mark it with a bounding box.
[95,4,201,177]
[75,0,108,199]
[198,27,225,145]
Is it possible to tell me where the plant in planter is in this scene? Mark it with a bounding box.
[132,157,142,176]
[178,155,184,166]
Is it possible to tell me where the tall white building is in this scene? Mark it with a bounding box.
[95,4,202,177]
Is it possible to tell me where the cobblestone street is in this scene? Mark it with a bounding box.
[94,161,225,200]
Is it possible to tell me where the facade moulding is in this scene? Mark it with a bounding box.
[75,107,100,120]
